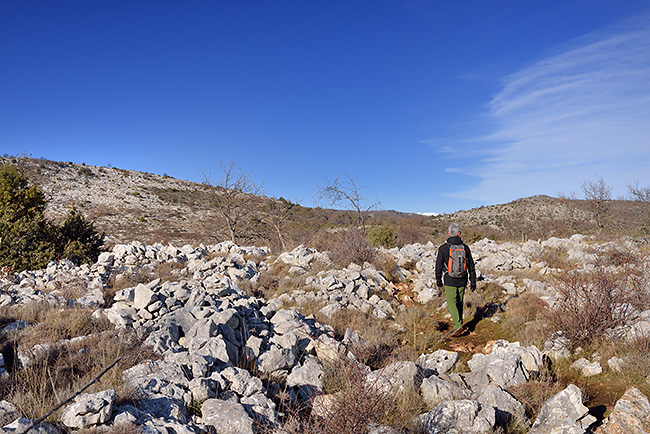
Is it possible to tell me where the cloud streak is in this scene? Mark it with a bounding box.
[450,13,650,203]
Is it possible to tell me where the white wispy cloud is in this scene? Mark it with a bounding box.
[449,13,650,203]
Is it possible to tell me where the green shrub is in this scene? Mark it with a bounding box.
[77,167,94,177]
[464,229,483,244]
[0,164,54,271]
[0,164,105,271]
[55,207,105,265]
[367,223,397,248]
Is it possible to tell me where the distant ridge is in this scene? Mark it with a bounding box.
[2,156,646,247]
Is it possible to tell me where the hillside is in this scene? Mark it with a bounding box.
[3,156,650,249]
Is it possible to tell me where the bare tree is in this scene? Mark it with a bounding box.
[582,177,613,202]
[317,174,379,232]
[261,197,294,251]
[627,179,650,237]
[627,179,650,202]
[581,177,612,228]
[201,161,263,244]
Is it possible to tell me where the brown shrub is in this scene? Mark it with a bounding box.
[316,367,390,434]
[326,228,377,269]
[395,216,431,246]
[619,332,650,384]
[310,356,419,434]
[544,266,638,350]
[314,309,400,366]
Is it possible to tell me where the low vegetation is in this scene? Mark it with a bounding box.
[2,156,650,433]
[0,302,158,424]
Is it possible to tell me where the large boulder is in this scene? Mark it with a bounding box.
[415,399,496,434]
[256,347,296,374]
[366,361,420,395]
[467,352,528,389]
[477,384,527,427]
[595,387,650,434]
[2,418,62,434]
[62,389,116,429]
[286,356,324,399]
[488,340,544,376]
[417,350,459,376]
[200,399,255,434]
[529,384,597,434]
[421,375,471,406]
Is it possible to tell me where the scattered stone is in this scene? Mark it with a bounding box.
[4,236,649,434]
[417,349,459,376]
[421,374,471,406]
[201,399,255,434]
[571,358,603,377]
[607,356,625,373]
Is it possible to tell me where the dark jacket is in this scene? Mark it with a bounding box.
[435,236,477,289]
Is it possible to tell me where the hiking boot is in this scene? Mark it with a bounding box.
[450,326,465,337]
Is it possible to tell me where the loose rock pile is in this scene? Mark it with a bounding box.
[1,236,649,434]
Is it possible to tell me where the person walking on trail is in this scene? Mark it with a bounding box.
[436,222,477,336]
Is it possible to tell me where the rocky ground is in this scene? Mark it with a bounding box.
[1,234,649,433]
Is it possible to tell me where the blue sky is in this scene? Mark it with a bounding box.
[2,1,650,214]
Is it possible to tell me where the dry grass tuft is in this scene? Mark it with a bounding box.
[372,252,401,284]
[396,304,446,355]
[533,247,570,269]
[502,293,551,347]
[508,367,565,421]
[152,261,187,281]
[0,305,159,423]
[618,332,650,385]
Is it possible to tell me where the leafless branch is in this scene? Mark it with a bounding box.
[200,161,264,243]
[317,174,379,232]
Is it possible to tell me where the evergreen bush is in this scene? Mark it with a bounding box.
[0,164,54,271]
[56,206,105,265]
[367,223,398,248]
[0,163,105,272]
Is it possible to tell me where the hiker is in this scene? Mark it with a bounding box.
[435,222,477,336]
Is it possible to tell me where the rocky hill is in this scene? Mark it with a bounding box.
[5,156,649,252]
